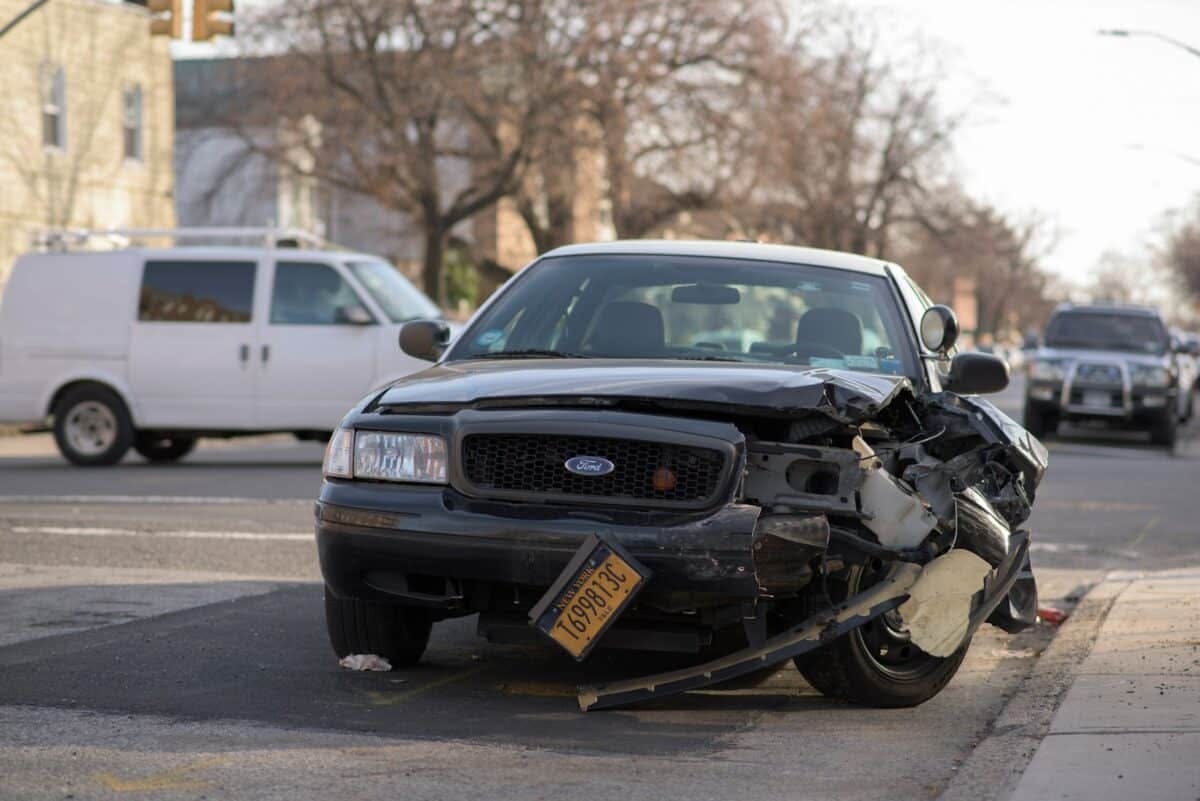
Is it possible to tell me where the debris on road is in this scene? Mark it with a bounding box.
[338,654,392,671]
[1037,607,1069,626]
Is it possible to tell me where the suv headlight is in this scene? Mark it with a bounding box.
[1130,364,1171,388]
[322,429,449,484]
[1028,359,1066,381]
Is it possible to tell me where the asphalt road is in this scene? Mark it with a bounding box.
[0,374,1195,800]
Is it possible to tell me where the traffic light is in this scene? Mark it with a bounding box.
[192,0,234,41]
[147,0,181,38]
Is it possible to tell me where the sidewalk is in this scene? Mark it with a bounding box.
[1009,569,1200,801]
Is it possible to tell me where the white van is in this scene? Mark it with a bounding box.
[0,229,447,465]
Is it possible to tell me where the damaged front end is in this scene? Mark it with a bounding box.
[576,376,1047,710]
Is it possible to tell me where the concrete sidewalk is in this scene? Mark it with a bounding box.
[1009,569,1200,801]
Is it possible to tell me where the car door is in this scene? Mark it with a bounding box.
[129,258,261,429]
[256,259,379,430]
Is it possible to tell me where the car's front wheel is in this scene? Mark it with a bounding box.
[1150,408,1178,448]
[324,588,433,668]
[1022,403,1056,440]
[794,559,969,707]
[52,384,135,466]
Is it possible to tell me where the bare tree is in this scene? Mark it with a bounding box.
[234,0,580,301]
[1163,197,1200,302]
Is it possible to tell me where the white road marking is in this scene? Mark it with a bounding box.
[0,495,310,505]
[10,526,311,542]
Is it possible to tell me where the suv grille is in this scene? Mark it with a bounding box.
[461,434,727,505]
[1075,363,1122,384]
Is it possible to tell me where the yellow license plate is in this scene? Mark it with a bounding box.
[530,536,649,660]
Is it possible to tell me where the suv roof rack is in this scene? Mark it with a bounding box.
[31,227,332,252]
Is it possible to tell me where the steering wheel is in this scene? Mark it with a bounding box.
[790,342,845,361]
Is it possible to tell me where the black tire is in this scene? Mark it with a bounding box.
[794,560,969,708]
[133,433,197,463]
[324,587,433,668]
[52,384,134,467]
[1022,403,1055,440]
[1150,408,1178,448]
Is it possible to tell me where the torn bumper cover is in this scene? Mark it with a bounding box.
[579,531,1031,711]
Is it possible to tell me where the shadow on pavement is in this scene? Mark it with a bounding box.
[0,585,819,756]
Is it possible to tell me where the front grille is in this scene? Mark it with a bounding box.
[461,433,727,505]
[1076,363,1122,384]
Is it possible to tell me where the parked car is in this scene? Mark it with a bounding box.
[1173,329,1200,421]
[0,230,447,465]
[1023,303,1194,446]
[316,240,1046,711]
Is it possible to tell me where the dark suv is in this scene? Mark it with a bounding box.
[317,241,1046,710]
[1024,304,1191,446]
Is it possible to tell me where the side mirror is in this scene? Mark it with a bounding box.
[919,305,959,354]
[336,305,374,326]
[944,352,1009,395]
[399,319,451,362]
[1022,332,1040,350]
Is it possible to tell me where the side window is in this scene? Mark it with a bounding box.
[270,262,371,325]
[139,261,256,323]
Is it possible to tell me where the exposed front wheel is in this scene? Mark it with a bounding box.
[794,559,969,707]
[52,385,134,466]
[324,588,433,668]
[133,433,197,463]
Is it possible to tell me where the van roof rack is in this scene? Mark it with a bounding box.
[31,227,331,251]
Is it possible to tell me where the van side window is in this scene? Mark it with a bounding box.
[139,261,256,323]
[270,262,371,325]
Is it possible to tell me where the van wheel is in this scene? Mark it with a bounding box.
[794,558,969,707]
[52,385,134,466]
[133,433,197,463]
[324,587,433,668]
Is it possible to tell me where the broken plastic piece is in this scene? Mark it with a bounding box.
[855,437,938,549]
[1037,606,1068,626]
[338,654,392,671]
[899,550,993,657]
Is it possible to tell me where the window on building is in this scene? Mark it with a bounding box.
[138,261,257,323]
[270,262,372,325]
[122,85,143,161]
[41,65,66,150]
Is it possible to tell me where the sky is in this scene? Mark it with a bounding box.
[174,0,1200,289]
[858,0,1200,289]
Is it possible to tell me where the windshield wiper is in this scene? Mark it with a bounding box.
[671,353,752,363]
[471,349,590,359]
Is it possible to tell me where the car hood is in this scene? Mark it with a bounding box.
[1036,346,1168,366]
[375,359,914,422]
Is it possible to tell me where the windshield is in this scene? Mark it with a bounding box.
[347,260,441,323]
[446,254,919,379]
[1045,312,1167,355]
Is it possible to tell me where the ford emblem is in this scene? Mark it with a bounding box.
[564,455,615,476]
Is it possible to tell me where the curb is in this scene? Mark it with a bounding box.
[937,575,1131,801]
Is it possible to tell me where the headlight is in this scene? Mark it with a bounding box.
[1028,359,1065,381]
[353,431,448,484]
[323,428,354,478]
[322,429,449,483]
[1130,364,1170,388]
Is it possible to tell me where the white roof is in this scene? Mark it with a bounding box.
[18,246,373,262]
[542,240,893,276]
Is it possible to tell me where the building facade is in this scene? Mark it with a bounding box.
[0,0,175,289]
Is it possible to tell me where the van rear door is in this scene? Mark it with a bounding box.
[255,258,378,430]
[129,258,260,429]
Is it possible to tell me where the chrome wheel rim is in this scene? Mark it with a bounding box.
[64,401,117,456]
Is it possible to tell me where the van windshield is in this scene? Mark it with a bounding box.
[347,261,441,323]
